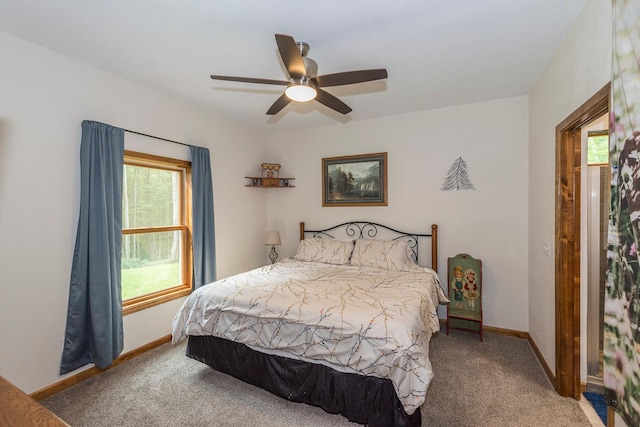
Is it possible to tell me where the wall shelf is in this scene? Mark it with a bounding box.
[245,176,295,188]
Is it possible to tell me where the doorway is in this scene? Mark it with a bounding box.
[584,117,609,393]
[555,82,610,399]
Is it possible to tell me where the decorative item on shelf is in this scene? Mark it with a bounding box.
[263,178,279,187]
[261,163,281,178]
[265,231,281,264]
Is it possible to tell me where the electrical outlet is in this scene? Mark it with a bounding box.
[543,242,551,257]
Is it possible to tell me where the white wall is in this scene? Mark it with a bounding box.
[0,30,267,394]
[266,95,530,331]
[528,0,612,374]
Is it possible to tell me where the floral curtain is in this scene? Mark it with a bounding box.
[605,0,640,425]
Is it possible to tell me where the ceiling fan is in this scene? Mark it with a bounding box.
[211,34,388,115]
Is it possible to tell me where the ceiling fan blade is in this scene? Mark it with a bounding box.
[266,93,291,115]
[275,34,306,79]
[315,69,388,87]
[211,75,289,86]
[315,89,352,115]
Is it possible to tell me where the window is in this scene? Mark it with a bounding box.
[587,131,609,165]
[122,151,192,315]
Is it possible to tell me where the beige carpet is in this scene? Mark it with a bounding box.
[42,329,591,426]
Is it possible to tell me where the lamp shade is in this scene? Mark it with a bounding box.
[265,231,281,246]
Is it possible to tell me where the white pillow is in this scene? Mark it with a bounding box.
[350,239,413,270]
[294,238,355,265]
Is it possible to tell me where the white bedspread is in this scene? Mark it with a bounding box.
[172,258,448,414]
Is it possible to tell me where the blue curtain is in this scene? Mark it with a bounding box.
[60,121,124,374]
[190,146,216,288]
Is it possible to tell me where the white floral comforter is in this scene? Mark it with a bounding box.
[171,258,448,414]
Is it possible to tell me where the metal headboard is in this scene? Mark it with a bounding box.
[299,221,438,272]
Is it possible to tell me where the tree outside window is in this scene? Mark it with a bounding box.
[587,131,609,165]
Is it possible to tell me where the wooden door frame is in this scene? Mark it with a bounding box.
[555,82,610,398]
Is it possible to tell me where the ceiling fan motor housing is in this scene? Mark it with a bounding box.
[296,41,310,57]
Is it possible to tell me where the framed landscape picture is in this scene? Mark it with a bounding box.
[322,152,387,207]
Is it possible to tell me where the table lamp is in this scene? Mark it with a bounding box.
[265,231,281,264]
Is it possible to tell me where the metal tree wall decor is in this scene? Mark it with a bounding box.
[441,157,476,191]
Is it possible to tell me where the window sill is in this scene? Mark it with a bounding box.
[123,286,191,316]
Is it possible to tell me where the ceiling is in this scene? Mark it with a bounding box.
[0,1,589,133]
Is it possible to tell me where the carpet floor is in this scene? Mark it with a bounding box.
[42,329,592,426]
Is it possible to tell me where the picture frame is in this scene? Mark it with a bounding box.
[322,152,387,207]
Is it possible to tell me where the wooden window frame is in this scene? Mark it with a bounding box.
[122,150,192,315]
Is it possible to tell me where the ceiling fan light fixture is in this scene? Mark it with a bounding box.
[285,81,316,102]
[211,34,387,115]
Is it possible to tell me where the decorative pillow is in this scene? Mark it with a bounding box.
[350,239,414,270]
[294,238,355,265]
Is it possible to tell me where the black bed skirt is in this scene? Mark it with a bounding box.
[186,335,421,427]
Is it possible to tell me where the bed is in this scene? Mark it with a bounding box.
[172,221,447,426]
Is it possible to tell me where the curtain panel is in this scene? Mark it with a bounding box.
[60,121,124,374]
[605,0,640,425]
[190,146,216,288]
